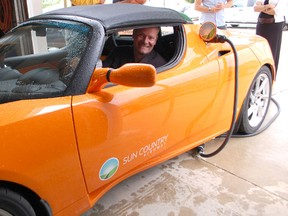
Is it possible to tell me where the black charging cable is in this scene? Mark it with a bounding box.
[220,97,280,138]
[197,35,238,158]
[197,34,280,157]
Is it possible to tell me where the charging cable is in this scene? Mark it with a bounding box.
[197,35,239,158]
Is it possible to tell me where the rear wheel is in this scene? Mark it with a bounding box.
[0,188,36,216]
[237,66,272,134]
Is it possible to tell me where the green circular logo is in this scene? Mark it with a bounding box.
[99,157,119,181]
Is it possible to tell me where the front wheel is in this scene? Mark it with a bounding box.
[237,66,272,134]
[0,188,36,216]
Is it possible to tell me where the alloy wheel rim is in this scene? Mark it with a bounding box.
[247,73,270,127]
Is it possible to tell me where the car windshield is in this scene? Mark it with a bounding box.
[0,20,91,104]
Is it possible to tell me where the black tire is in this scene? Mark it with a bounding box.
[0,188,36,216]
[237,66,272,134]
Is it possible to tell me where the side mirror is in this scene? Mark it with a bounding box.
[87,63,156,93]
[199,22,217,42]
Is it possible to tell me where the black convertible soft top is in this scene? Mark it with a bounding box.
[31,4,191,30]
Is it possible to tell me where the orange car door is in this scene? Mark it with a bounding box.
[72,58,219,195]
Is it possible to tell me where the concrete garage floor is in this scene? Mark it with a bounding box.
[83,30,288,216]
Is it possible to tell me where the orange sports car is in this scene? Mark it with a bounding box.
[0,4,274,216]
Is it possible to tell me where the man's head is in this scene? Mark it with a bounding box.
[132,27,160,58]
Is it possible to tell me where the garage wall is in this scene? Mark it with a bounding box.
[0,0,28,32]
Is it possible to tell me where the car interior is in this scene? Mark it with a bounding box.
[102,25,182,69]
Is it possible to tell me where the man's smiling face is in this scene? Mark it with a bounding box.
[133,27,159,57]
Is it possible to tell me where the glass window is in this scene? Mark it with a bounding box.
[0,20,91,103]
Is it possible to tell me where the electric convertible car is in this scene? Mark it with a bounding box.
[0,4,274,216]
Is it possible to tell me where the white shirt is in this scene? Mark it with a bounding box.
[199,0,227,27]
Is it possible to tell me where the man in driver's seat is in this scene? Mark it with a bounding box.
[103,27,166,68]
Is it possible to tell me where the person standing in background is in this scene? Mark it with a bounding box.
[194,0,233,29]
[113,0,147,4]
[254,0,285,74]
[71,0,105,6]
